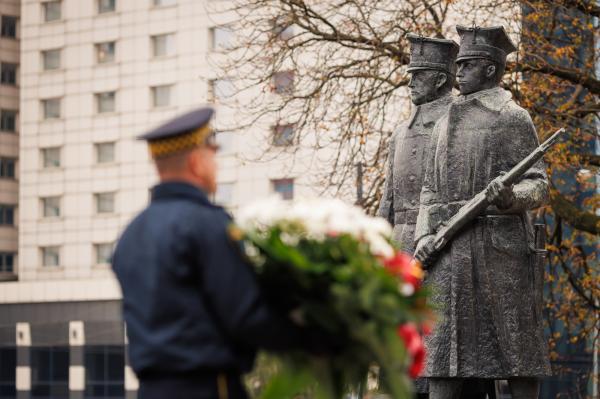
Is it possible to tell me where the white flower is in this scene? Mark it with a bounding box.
[237,196,394,257]
[399,283,415,297]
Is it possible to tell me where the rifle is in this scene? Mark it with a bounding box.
[416,127,566,267]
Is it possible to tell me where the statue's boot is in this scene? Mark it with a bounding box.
[508,378,540,399]
[429,378,463,399]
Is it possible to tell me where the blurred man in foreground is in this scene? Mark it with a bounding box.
[112,107,305,399]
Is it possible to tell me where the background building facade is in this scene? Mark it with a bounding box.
[0,1,335,398]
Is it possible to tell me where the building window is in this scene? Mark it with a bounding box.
[30,346,69,398]
[42,196,61,218]
[0,109,17,132]
[272,71,294,94]
[0,158,16,178]
[272,124,295,146]
[85,345,124,398]
[41,247,61,267]
[95,192,115,214]
[0,253,15,273]
[0,16,18,38]
[41,147,61,169]
[0,205,15,226]
[94,243,114,265]
[215,182,234,206]
[153,0,176,6]
[272,178,294,200]
[0,63,17,85]
[271,16,294,40]
[209,26,233,51]
[151,85,173,108]
[95,142,115,164]
[42,49,61,70]
[95,42,115,64]
[0,347,16,397]
[96,92,116,114]
[151,33,175,57]
[208,79,235,102]
[42,98,61,120]
[98,0,116,13]
[43,1,62,22]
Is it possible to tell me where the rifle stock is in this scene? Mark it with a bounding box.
[419,127,566,266]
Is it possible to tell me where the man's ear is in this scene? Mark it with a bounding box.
[486,63,496,79]
[435,72,448,90]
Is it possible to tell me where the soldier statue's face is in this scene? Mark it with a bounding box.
[408,70,447,105]
[456,59,497,95]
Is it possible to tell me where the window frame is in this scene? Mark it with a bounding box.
[0,109,17,132]
[95,192,116,214]
[95,41,116,64]
[95,92,116,114]
[42,1,62,23]
[272,178,294,201]
[209,25,234,52]
[95,142,116,164]
[40,246,61,268]
[42,98,61,120]
[0,204,15,226]
[41,196,61,218]
[42,49,61,71]
[151,33,175,58]
[84,345,125,398]
[41,147,61,169]
[0,253,15,273]
[97,0,116,14]
[0,63,18,85]
[0,158,16,179]
[94,243,114,265]
[0,15,18,38]
[151,84,173,108]
[272,123,295,146]
[30,346,69,397]
[0,346,16,397]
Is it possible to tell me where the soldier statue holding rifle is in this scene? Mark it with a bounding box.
[414,26,553,399]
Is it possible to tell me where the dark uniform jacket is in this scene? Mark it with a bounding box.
[378,93,453,252]
[415,87,551,378]
[112,182,302,377]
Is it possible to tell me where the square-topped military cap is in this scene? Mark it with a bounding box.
[456,25,517,65]
[138,107,217,158]
[406,33,459,75]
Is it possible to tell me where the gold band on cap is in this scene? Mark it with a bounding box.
[148,125,212,158]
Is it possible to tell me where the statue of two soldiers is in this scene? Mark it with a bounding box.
[379,26,552,399]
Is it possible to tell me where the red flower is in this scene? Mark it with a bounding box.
[383,251,424,289]
[397,323,426,378]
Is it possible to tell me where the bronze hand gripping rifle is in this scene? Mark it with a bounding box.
[415,128,566,268]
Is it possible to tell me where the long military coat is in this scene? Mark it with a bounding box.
[414,87,552,378]
[378,93,453,252]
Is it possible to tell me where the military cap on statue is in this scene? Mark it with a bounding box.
[456,25,517,65]
[138,107,217,158]
[406,33,459,75]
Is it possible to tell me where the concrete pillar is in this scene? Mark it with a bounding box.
[15,323,31,399]
[69,321,85,399]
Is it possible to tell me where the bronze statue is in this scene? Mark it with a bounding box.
[378,34,458,253]
[414,26,552,399]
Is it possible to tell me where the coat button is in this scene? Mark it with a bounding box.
[411,147,417,154]
[409,175,416,182]
[453,194,460,200]
[410,199,417,206]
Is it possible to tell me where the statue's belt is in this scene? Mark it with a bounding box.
[394,209,419,225]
